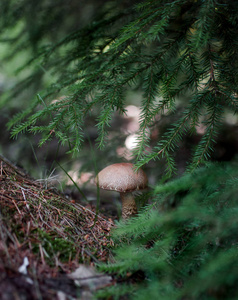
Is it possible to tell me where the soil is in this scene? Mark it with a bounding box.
[0,155,115,299]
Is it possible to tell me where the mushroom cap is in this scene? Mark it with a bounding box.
[95,163,148,192]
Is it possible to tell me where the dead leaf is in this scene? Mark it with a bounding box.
[68,265,112,291]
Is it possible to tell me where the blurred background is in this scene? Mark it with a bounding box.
[1,0,238,218]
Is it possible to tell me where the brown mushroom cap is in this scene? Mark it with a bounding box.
[95,163,148,192]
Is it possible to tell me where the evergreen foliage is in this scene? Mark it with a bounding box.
[1,0,238,174]
[1,2,238,298]
[98,162,238,299]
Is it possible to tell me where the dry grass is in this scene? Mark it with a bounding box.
[0,155,115,299]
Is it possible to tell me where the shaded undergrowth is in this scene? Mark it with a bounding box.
[98,162,238,300]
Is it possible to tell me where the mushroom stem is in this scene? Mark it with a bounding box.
[120,192,138,219]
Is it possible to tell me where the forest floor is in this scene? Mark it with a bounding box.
[0,155,116,299]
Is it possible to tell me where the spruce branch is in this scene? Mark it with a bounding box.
[2,0,238,174]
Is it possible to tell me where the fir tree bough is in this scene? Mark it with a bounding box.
[1,0,238,174]
[97,162,238,299]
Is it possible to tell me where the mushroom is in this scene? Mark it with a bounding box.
[95,163,148,219]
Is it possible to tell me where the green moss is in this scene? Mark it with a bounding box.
[33,229,77,264]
